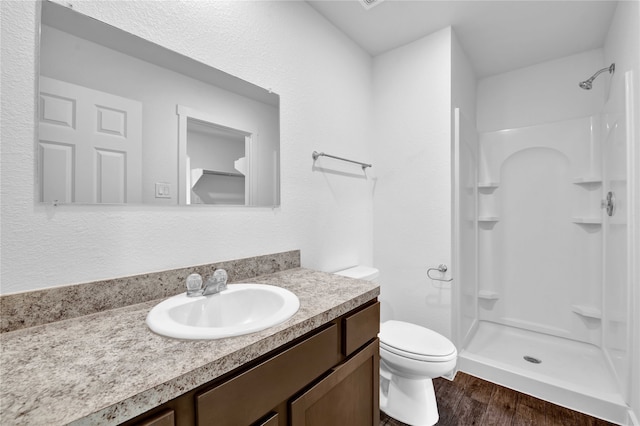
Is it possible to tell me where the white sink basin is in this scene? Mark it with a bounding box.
[146,284,300,340]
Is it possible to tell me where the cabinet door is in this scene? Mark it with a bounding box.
[290,339,379,426]
[197,324,340,425]
[253,411,278,426]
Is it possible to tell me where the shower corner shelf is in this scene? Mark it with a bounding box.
[571,217,602,225]
[572,176,602,185]
[478,290,500,300]
[478,181,500,189]
[478,216,499,223]
[571,304,602,319]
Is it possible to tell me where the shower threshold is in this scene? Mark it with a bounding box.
[457,321,629,425]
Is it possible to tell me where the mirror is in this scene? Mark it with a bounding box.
[38,1,280,206]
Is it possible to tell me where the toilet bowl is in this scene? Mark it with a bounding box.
[334,266,457,426]
[379,320,457,425]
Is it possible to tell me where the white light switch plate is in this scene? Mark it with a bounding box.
[155,183,171,198]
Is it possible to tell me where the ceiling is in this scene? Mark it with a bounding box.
[306,0,618,77]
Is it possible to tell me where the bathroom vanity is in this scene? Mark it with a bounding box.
[0,254,380,425]
[124,299,380,426]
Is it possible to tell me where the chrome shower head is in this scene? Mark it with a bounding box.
[359,0,384,9]
[579,63,615,90]
[579,80,593,90]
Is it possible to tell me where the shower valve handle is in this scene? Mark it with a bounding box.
[601,191,615,217]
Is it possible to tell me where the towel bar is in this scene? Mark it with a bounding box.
[312,151,372,169]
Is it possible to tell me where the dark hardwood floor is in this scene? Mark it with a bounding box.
[379,372,617,426]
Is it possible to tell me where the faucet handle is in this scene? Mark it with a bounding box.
[213,269,228,289]
[186,273,203,296]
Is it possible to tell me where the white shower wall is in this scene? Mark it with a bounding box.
[471,24,640,420]
[478,116,604,345]
[603,2,640,417]
[476,49,608,345]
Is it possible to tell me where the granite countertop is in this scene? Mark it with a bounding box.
[0,268,379,425]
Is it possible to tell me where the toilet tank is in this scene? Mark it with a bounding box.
[334,266,379,282]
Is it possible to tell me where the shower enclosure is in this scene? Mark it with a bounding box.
[452,62,638,424]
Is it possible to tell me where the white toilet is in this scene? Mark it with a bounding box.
[335,266,457,426]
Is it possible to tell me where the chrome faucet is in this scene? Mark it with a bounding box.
[186,269,228,297]
[203,269,228,296]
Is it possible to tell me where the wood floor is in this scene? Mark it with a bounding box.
[379,372,617,426]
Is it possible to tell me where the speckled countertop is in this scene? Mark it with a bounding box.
[0,268,379,425]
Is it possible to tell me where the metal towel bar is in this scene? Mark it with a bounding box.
[427,264,453,282]
[312,151,372,169]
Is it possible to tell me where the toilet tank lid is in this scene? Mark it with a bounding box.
[334,266,379,281]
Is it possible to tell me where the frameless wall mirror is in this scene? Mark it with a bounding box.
[38,0,280,206]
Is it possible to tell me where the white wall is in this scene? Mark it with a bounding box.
[477,49,605,132]
[451,30,478,347]
[602,0,640,420]
[187,129,245,175]
[0,1,374,294]
[451,32,477,123]
[372,27,453,338]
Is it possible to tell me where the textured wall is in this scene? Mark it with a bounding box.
[0,1,374,294]
[372,27,454,338]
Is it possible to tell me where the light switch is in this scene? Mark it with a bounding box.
[155,183,171,198]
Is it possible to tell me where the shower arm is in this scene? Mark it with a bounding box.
[583,63,615,84]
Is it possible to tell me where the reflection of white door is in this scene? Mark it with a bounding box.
[38,76,142,203]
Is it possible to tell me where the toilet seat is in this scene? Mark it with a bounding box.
[379,320,457,362]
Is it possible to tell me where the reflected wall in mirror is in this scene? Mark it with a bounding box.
[38,1,280,206]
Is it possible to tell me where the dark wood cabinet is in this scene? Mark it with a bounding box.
[124,300,379,426]
[196,324,340,425]
[135,411,175,426]
[290,339,379,426]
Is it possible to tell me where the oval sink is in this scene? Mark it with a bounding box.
[146,284,300,340]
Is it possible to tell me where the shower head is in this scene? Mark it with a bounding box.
[579,63,615,90]
[360,0,384,10]
[579,80,593,90]
[359,0,385,9]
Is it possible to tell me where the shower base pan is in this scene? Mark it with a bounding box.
[457,321,630,425]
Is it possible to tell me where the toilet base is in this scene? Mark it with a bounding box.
[380,373,439,426]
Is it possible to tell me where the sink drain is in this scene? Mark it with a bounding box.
[524,355,542,364]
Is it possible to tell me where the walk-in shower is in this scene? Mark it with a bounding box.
[453,57,635,425]
[579,63,615,90]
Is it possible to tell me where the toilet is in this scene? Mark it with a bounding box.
[334,266,457,426]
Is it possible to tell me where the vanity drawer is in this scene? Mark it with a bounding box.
[196,324,339,426]
[135,410,174,426]
[342,301,380,356]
